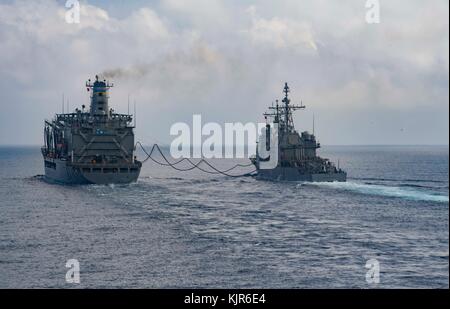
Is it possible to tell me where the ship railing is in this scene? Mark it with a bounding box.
[55,113,133,130]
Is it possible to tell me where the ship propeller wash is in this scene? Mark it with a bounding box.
[42,76,141,184]
[252,83,347,182]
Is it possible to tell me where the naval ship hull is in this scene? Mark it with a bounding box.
[44,158,141,185]
[256,167,347,182]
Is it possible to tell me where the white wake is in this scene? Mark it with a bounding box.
[309,181,449,203]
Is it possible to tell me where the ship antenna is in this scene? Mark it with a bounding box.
[134,100,137,128]
[62,93,65,114]
[275,99,279,123]
[284,82,289,99]
[128,93,130,116]
[282,82,290,133]
[313,113,315,136]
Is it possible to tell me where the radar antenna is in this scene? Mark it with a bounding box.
[264,83,305,133]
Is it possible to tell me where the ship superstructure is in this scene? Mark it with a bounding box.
[41,75,141,184]
[252,83,346,182]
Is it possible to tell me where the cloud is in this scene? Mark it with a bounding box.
[0,0,448,145]
[243,6,318,52]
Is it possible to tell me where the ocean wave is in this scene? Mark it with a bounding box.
[363,182,447,190]
[349,177,448,184]
[21,175,45,181]
[310,181,449,203]
[396,183,448,190]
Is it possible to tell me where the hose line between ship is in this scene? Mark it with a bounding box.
[135,142,257,178]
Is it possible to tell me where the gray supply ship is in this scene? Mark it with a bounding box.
[252,83,346,182]
[41,76,141,184]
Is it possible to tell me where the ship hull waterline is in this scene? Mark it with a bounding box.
[256,166,347,182]
[44,158,141,185]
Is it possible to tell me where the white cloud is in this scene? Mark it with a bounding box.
[161,0,230,28]
[243,6,318,52]
[121,8,170,40]
[0,0,448,145]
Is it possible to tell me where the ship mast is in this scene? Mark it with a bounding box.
[265,83,305,134]
[282,83,290,133]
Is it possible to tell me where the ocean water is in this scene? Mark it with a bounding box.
[0,145,448,288]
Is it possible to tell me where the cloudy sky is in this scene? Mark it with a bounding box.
[0,0,448,145]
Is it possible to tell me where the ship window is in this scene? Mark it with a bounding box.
[82,168,91,173]
[98,93,103,97]
[98,107,103,111]
[93,168,101,173]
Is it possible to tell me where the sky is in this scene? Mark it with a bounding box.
[0,0,448,146]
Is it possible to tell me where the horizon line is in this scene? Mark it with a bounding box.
[1,144,449,147]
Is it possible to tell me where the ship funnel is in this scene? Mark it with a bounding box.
[86,75,113,116]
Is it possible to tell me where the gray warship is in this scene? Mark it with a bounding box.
[252,83,346,182]
[41,76,141,184]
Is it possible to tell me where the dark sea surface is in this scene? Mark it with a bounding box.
[0,145,448,288]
